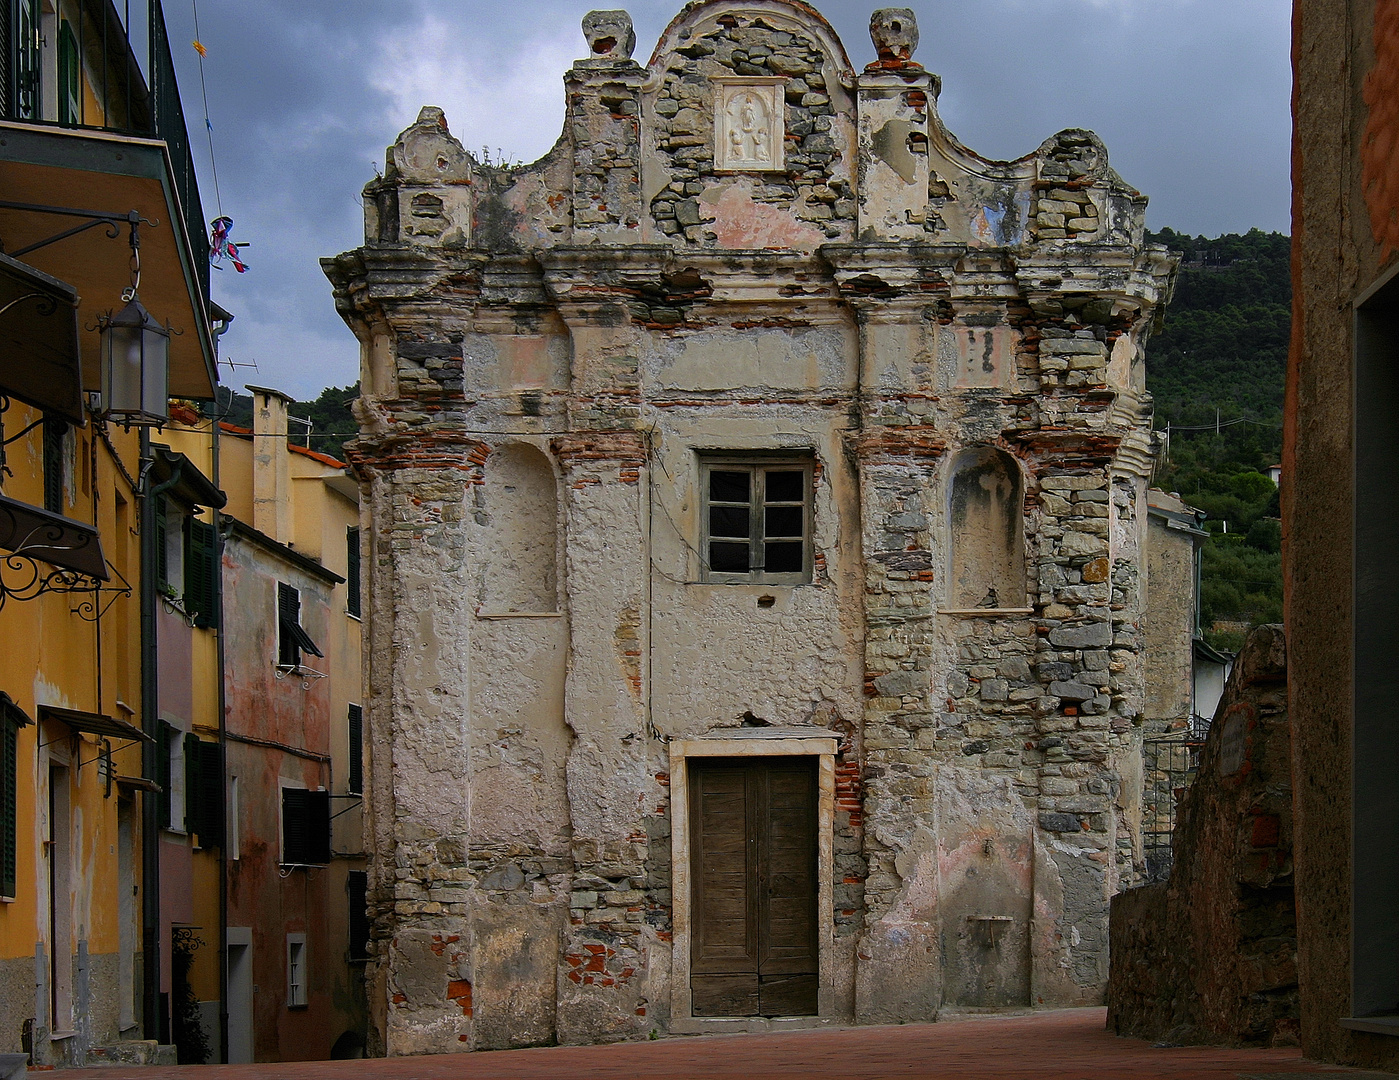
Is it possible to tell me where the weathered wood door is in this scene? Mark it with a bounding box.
[690,757,818,1017]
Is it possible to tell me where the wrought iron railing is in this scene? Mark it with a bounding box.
[1,0,209,305]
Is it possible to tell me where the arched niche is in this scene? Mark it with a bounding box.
[947,447,1026,610]
[479,443,560,614]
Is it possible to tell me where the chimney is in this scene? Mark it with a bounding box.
[247,385,293,543]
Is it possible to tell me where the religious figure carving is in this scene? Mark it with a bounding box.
[715,81,783,171]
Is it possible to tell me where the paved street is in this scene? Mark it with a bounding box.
[44,1009,1396,1079]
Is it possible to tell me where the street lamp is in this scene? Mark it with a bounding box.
[97,215,170,428]
[99,293,170,428]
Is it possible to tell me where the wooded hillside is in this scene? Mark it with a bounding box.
[1145,228,1288,651]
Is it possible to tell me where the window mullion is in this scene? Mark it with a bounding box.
[751,466,765,578]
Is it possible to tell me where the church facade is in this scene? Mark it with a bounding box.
[323,1,1176,1053]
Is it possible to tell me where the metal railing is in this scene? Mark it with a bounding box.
[1,0,209,304]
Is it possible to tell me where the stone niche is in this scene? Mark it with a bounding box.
[947,446,1027,611]
[713,78,786,172]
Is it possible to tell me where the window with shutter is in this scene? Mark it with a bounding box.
[346,527,361,618]
[42,414,67,514]
[155,500,169,591]
[281,788,331,865]
[1,711,17,898]
[194,741,223,848]
[347,705,363,796]
[347,871,370,961]
[184,519,219,629]
[277,583,323,667]
[57,21,78,125]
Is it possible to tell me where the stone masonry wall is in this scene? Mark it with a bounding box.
[325,0,1178,1054]
[1107,624,1297,1047]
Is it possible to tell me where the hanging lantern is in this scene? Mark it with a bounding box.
[99,294,169,427]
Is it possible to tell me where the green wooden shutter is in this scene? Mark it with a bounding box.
[155,500,169,591]
[308,790,331,864]
[184,733,200,835]
[42,415,66,514]
[281,788,305,863]
[347,705,363,795]
[282,788,331,865]
[346,528,361,618]
[156,722,172,828]
[1,716,16,897]
[347,871,370,961]
[184,519,219,629]
[57,21,78,125]
[278,582,300,667]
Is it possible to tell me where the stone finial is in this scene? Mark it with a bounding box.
[870,8,919,63]
[582,10,636,62]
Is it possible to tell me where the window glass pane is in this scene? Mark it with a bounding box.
[710,470,750,503]
[764,542,803,574]
[710,505,751,539]
[765,506,803,539]
[765,470,804,503]
[709,542,750,573]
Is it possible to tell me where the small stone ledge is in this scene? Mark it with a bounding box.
[938,608,1035,617]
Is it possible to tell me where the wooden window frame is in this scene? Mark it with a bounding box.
[285,933,307,1008]
[699,455,814,585]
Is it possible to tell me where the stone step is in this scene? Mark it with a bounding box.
[84,1041,178,1067]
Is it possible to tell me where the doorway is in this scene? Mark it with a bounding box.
[226,929,252,1064]
[48,762,72,1034]
[689,757,818,1017]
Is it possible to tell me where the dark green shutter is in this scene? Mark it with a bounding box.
[57,21,77,124]
[278,582,300,667]
[281,788,331,865]
[42,414,66,514]
[195,741,223,848]
[184,733,200,835]
[155,500,169,590]
[1,715,16,897]
[347,705,363,795]
[347,870,370,960]
[157,722,173,829]
[184,519,219,629]
[346,528,361,618]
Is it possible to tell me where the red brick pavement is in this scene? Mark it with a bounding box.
[44,1008,1391,1079]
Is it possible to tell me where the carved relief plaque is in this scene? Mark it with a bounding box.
[714,78,785,172]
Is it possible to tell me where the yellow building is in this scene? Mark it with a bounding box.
[0,0,221,1065]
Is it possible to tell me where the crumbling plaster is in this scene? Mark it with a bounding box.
[323,0,1178,1054]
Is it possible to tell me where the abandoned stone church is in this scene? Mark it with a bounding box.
[323,1,1178,1054]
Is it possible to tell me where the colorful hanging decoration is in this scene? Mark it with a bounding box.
[209,216,248,274]
[192,40,207,57]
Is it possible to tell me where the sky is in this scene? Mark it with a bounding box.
[160,0,1293,402]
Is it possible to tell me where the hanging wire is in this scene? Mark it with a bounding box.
[190,0,223,217]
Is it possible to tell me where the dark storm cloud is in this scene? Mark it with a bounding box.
[162,0,1290,399]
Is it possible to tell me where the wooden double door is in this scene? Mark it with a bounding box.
[690,757,818,1017]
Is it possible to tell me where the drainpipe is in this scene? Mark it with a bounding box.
[140,437,186,1045]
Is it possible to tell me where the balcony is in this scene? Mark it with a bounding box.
[0,0,216,403]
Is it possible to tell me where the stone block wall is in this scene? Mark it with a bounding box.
[324,0,1179,1054]
[1107,624,1297,1047]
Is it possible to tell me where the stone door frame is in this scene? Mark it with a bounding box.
[669,731,838,1033]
